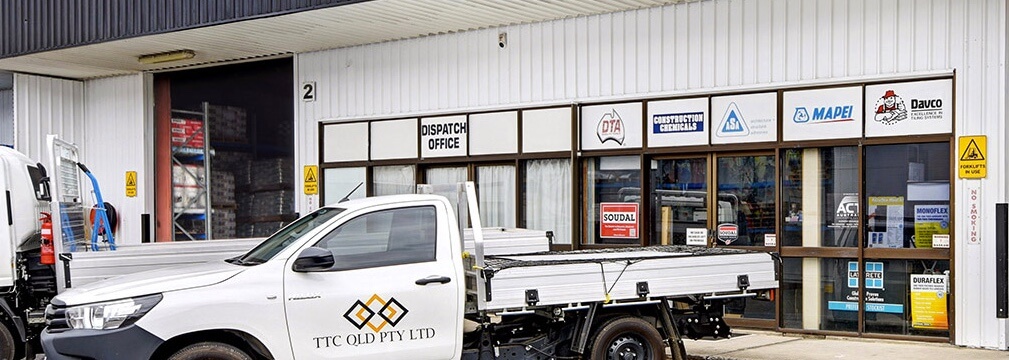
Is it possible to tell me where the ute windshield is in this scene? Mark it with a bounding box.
[229,207,345,265]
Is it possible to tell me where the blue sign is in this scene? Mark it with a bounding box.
[793,105,855,124]
[828,301,904,314]
[652,112,704,134]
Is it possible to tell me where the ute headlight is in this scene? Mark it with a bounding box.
[66,294,162,330]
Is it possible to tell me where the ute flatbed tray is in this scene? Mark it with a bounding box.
[479,246,778,311]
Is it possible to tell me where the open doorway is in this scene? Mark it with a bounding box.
[0,71,13,148]
[154,58,294,241]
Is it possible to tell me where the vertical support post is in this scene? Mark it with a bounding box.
[996,203,1007,318]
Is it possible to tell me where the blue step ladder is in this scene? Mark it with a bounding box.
[77,162,116,251]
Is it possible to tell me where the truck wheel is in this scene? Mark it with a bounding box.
[168,342,252,360]
[0,322,14,360]
[588,317,667,360]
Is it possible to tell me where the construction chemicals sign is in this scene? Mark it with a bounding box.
[864,79,952,137]
[581,103,643,150]
[911,274,948,330]
[600,203,639,239]
[646,97,709,147]
[420,115,468,158]
[711,92,778,144]
[782,86,863,141]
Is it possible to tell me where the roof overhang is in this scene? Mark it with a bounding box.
[0,0,687,80]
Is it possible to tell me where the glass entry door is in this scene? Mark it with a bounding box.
[649,157,708,245]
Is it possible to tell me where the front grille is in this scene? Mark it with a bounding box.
[45,304,69,332]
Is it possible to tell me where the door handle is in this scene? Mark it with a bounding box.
[415,276,452,285]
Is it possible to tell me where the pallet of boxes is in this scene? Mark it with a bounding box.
[208,105,296,239]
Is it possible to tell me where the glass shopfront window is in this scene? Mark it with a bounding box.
[524,159,572,245]
[781,257,860,332]
[781,147,860,247]
[716,155,776,246]
[649,158,707,245]
[372,165,415,196]
[477,165,516,228]
[584,156,641,245]
[863,260,951,337]
[323,167,366,205]
[864,143,950,249]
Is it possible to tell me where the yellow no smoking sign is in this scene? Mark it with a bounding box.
[958,136,986,179]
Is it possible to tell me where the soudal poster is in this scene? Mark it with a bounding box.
[782,86,863,141]
[710,92,778,144]
[910,274,949,330]
[581,103,643,151]
[646,97,709,147]
[600,203,639,239]
[865,79,953,138]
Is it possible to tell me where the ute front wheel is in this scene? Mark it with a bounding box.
[168,342,252,360]
[588,317,668,360]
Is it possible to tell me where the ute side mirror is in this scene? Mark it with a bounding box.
[292,247,335,272]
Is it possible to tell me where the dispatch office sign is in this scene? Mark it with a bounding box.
[581,102,643,151]
[600,203,639,239]
[420,115,468,158]
[864,79,952,137]
[782,86,863,141]
[646,97,709,147]
[711,92,778,144]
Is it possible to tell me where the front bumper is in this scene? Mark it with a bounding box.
[41,325,164,360]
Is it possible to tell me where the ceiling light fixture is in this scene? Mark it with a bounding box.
[137,50,196,64]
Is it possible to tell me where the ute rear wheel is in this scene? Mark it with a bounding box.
[588,317,667,360]
[168,342,252,360]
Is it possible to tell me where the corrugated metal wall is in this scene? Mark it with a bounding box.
[297,0,1007,348]
[0,89,12,146]
[83,74,150,245]
[13,74,84,162]
[0,0,366,59]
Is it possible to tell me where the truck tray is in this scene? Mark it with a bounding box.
[479,246,778,311]
[66,239,261,287]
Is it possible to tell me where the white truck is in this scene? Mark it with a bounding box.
[41,182,779,360]
[0,138,260,359]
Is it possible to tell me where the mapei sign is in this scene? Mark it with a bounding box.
[782,86,863,141]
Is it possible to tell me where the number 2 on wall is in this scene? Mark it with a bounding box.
[302,81,316,102]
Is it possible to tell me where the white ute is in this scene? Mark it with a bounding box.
[41,183,778,360]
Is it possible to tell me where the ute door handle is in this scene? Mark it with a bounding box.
[416,276,452,285]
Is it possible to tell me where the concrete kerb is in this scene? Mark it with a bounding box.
[678,330,1003,360]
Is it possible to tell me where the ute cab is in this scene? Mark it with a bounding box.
[42,194,466,360]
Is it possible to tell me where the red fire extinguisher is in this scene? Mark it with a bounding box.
[39,212,55,265]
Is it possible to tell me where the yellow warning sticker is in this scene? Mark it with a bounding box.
[304,165,319,195]
[125,171,138,197]
[958,136,986,179]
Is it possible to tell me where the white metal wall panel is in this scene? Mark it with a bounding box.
[469,111,517,156]
[522,107,572,153]
[297,0,1006,347]
[0,89,12,146]
[82,74,149,246]
[322,123,368,162]
[13,74,85,162]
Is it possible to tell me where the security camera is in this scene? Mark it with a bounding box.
[498,32,507,48]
